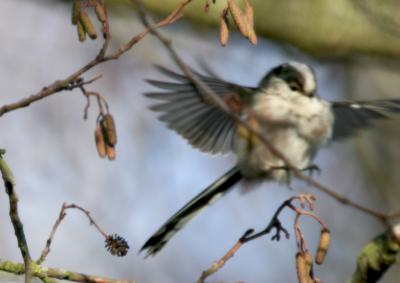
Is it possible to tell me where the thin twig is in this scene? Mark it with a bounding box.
[80,86,109,119]
[0,150,32,283]
[0,1,188,117]
[197,194,323,283]
[132,0,396,223]
[37,203,109,265]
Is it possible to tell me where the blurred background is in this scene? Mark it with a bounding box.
[1,0,400,282]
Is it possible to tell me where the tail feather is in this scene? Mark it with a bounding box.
[141,166,242,256]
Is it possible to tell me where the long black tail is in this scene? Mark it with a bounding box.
[141,166,242,256]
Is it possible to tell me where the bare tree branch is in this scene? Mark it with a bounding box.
[0,260,137,283]
[0,150,32,283]
[0,0,188,118]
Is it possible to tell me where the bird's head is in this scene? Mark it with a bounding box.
[259,62,317,98]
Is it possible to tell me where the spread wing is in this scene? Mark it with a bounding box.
[145,66,253,155]
[331,99,400,141]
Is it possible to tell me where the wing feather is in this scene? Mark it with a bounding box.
[145,67,252,154]
[332,99,400,140]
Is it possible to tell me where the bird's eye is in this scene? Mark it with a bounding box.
[288,81,301,92]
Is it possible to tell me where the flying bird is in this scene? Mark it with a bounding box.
[141,62,400,256]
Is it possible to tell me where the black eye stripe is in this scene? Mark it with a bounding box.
[274,65,305,90]
[288,80,301,90]
[260,64,305,92]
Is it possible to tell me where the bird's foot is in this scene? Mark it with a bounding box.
[269,166,293,187]
[301,164,321,177]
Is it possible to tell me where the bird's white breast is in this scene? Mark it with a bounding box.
[233,90,334,182]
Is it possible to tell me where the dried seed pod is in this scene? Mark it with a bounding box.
[105,234,130,257]
[77,21,87,42]
[315,228,331,265]
[101,114,117,146]
[227,0,248,37]
[243,0,253,25]
[296,252,315,283]
[106,145,116,161]
[80,11,98,39]
[304,251,313,269]
[220,9,229,46]
[227,0,257,45]
[95,125,106,158]
[243,0,257,44]
[95,2,107,23]
[296,252,308,283]
[71,0,81,25]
